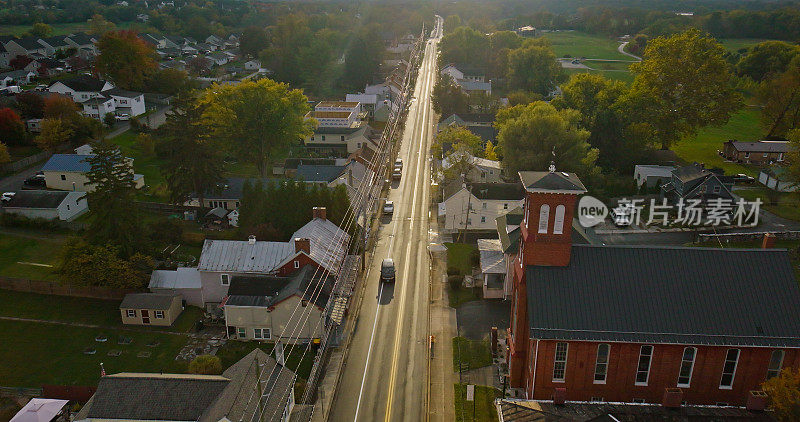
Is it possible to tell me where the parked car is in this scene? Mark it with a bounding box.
[1,192,15,203]
[732,173,755,184]
[383,200,394,215]
[23,173,46,188]
[116,113,131,121]
[381,258,396,283]
[35,84,48,91]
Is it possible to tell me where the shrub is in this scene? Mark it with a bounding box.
[447,266,461,276]
[448,275,463,290]
[189,355,222,375]
[0,212,62,231]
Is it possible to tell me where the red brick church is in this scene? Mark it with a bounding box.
[508,168,800,406]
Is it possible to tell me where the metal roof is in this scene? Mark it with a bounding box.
[41,154,93,172]
[478,239,505,274]
[197,239,294,273]
[148,267,202,290]
[291,218,351,274]
[526,245,800,347]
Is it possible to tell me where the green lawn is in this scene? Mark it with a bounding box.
[0,319,189,387]
[454,383,501,422]
[0,232,64,280]
[0,289,205,332]
[735,187,800,222]
[719,38,768,53]
[448,283,482,308]
[543,30,631,60]
[672,107,764,177]
[445,242,475,276]
[452,336,493,372]
[110,131,170,201]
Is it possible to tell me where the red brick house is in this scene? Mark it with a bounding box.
[508,168,800,406]
[722,139,791,165]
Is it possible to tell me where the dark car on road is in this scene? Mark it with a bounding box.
[381,258,395,283]
[23,173,46,189]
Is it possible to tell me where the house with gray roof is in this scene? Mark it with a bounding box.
[119,293,183,326]
[0,190,87,221]
[37,36,71,56]
[634,164,676,189]
[440,181,526,233]
[5,37,49,57]
[223,265,335,343]
[660,163,734,205]
[74,349,296,422]
[723,138,792,165]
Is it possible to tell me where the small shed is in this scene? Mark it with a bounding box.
[120,293,183,326]
[0,190,88,221]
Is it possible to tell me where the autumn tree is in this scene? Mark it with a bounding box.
[189,355,222,375]
[84,141,145,257]
[43,95,80,119]
[160,94,226,206]
[762,367,800,421]
[35,118,74,151]
[496,101,598,177]
[629,29,742,149]
[58,238,153,289]
[0,108,26,146]
[506,38,564,96]
[30,23,53,38]
[484,141,498,161]
[199,78,313,177]
[144,68,195,96]
[42,96,102,145]
[95,30,157,91]
[434,126,485,182]
[88,14,116,35]
[15,92,45,119]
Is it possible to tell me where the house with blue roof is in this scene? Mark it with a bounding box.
[41,154,144,192]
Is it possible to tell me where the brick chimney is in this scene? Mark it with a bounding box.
[294,238,310,254]
[746,390,768,412]
[312,207,327,220]
[553,387,566,405]
[662,388,683,408]
[762,233,776,249]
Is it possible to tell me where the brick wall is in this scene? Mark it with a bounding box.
[526,339,800,406]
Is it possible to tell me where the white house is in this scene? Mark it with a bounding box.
[0,69,36,88]
[37,36,71,57]
[442,151,502,183]
[634,164,676,189]
[305,110,359,128]
[439,181,526,233]
[82,97,116,120]
[441,64,485,82]
[48,75,113,103]
[759,166,798,192]
[49,76,146,120]
[315,101,361,114]
[304,124,375,155]
[105,87,146,117]
[1,190,88,221]
[244,59,261,70]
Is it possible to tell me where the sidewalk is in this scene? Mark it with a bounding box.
[428,214,457,422]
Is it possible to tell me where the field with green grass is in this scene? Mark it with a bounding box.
[543,30,631,60]
[0,231,64,280]
[454,383,501,422]
[445,242,476,276]
[735,187,800,222]
[719,38,768,53]
[0,319,189,387]
[110,131,170,201]
[672,107,764,176]
[452,336,492,372]
[0,289,205,332]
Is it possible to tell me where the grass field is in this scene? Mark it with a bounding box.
[445,242,476,276]
[452,336,492,372]
[542,30,630,61]
[110,131,170,201]
[719,38,768,53]
[672,107,764,176]
[0,289,205,332]
[0,232,64,280]
[0,319,189,387]
[735,187,800,222]
[454,383,501,422]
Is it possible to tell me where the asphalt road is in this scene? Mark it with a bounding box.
[329,18,441,422]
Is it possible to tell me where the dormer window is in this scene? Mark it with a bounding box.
[538,204,550,234]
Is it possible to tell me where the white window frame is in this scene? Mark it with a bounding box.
[126,309,136,318]
[220,274,230,286]
[154,310,165,319]
[237,327,246,338]
[719,348,740,389]
[294,260,300,269]
[635,345,653,386]
[767,350,784,380]
[677,346,696,387]
[594,343,609,384]
[553,204,566,234]
[552,342,568,382]
[253,328,271,340]
[538,204,550,234]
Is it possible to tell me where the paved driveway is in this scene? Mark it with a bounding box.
[456,300,510,340]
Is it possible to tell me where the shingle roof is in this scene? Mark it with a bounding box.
[496,207,523,254]
[41,154,92,172]
[198,177,280,200]
[295,164,346,183]
[727,139,790,153]
[526,245,800,347]
[478,239,504,274]
[672,163,710,183]
[66,33,95,45]
[227,265,335,308]
[104,87,141,98]
[119,293,177,310]
[55,75,107,92]
[85,374,229,420]
[197,239,294,273]
[470,182,526,200]
[2,190,73,209]
[519,171,587,194]
[39,35,70,48]
[11,37,45,51]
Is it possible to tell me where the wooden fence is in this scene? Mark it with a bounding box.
[0,276,140,300]
[0,150,52,174]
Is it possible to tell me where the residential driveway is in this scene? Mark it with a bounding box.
[0,166,40,192]
[618,42,642,61]
[456,300,509,340]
